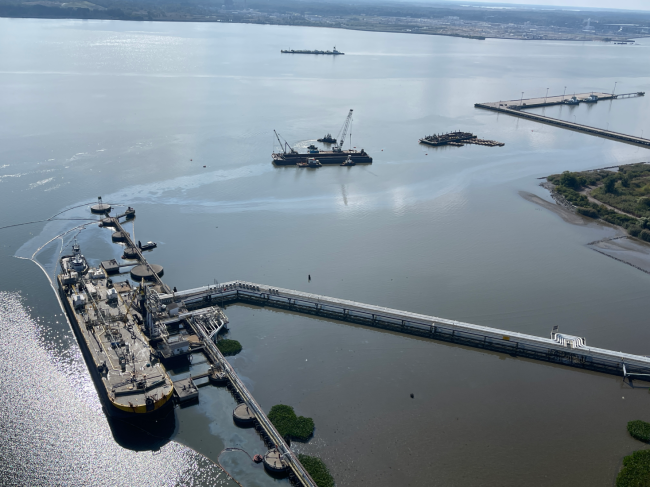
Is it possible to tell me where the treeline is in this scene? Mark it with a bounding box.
[2,0,650,29]
[548,164,650,242]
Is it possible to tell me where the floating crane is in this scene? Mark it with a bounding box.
[273,130,297,154]
[334,109,353,152]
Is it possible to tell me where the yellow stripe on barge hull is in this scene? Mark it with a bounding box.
[111,386,175,414]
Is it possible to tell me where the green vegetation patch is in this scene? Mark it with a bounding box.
[628,421,650,443]
[268,404,315,441]
[547,164,650,238]
[616,449,650,487]
[216,339,242,356]
[298,454,335,487]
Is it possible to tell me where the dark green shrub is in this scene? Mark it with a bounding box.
[298,454,334,487]
[628,227,642,238]
[604,177,617,194]
[560,171,580,189]
[641,230,650,243]
[268,404,315,441]
[577,207,599,219]
[616,449,650,487]
[628,421,650,442]
[216,339,242,356]
[622,175,631,188]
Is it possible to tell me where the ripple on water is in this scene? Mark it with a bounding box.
[0,291,233,487]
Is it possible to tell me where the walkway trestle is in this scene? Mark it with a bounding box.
[161,281,650,382]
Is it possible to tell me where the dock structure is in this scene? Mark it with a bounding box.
[160,281,650,382]
[475,92,649,148]
[187,310,318,487]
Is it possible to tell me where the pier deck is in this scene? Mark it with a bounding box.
[161,281,650,382]
[475,92,649,148]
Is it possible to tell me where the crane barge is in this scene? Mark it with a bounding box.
[272,110,373,165]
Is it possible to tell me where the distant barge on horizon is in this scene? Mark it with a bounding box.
[281,47,344,55]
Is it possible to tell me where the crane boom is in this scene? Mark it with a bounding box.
[335,109,353,152]
[274,130,286,154]
[273,130,296,154]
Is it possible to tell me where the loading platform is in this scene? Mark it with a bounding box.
[160,281,650,382]
[475,92,649,149]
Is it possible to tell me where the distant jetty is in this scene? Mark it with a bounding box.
[281,47,344,55]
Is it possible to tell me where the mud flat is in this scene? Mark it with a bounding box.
[588,237,650,275]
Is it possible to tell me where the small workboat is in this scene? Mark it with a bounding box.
[340,155,356,166]
[138,240,157,251]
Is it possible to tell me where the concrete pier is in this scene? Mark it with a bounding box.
[160,281,650,382]
[186,304,318,487]
[475,92,649,148]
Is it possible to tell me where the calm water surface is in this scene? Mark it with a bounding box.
[1,18,650,486]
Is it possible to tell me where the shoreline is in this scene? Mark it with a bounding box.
[0,13,646,43]
[531,163,650,275]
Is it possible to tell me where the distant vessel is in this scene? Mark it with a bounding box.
[341,155,356,166]
[57,241,174,418]
[281,46,344,55]
[419,131,477,147]
[564,96,580,105]
[583,94,599,103]
[273,110,372,166]
[297,157,322,168]
[317,133,337,144]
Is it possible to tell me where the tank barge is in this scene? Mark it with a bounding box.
[281,47,344,55]
[273,149,371,165]
[57,241,174,418]
[273,109,372,165]
[57,203,318,486]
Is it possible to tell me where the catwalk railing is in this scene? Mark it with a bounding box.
[161,281,650,382]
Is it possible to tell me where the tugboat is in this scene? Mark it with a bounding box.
[307,158,322,167]
[583,94,598,103]
[317,133,337,144]
[298,157,322,168]
[564,96,580,105]
[138,240,157,251]
[340,155,356,166]
[307,144,319,154]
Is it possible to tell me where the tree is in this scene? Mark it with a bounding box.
[621,174,630,188]
[603,177,616,193]
[560,171,579,189]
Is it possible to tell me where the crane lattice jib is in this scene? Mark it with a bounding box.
[336,109,353,151]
